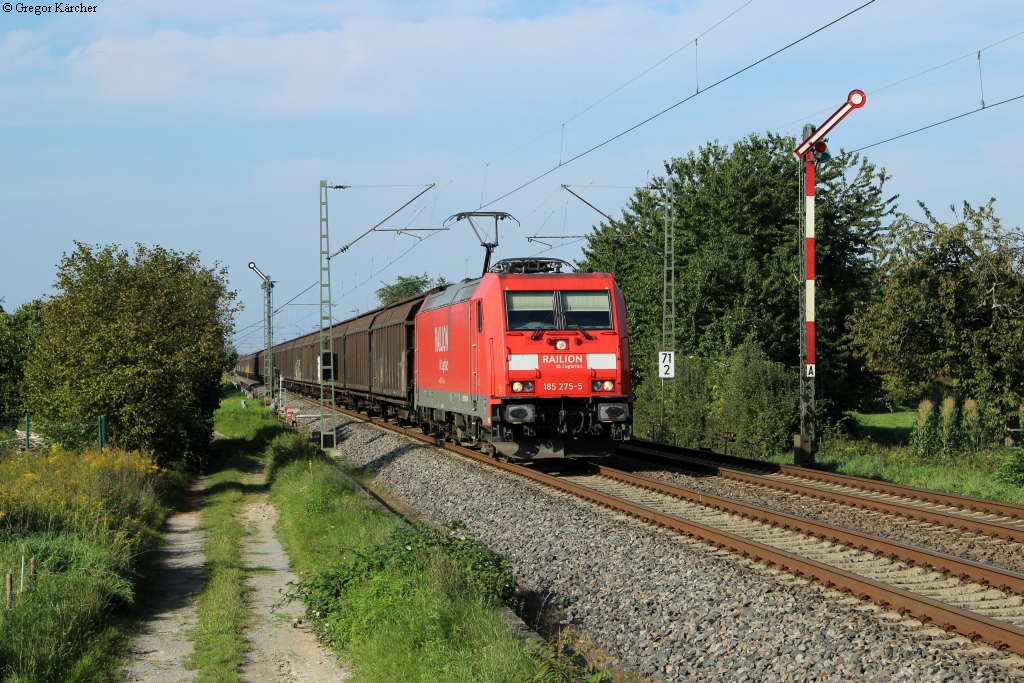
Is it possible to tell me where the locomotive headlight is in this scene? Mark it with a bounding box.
[504,404,536,423]
[555,339,569,350]
[598,403,630,422]
[602,380,615,392]
[523,381,535,392]
[511,381,524,393]
[592,380,602,391]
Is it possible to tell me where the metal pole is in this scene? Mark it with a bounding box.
[319,181,337,450]
[248,262,275,410]
[264,277,274,408]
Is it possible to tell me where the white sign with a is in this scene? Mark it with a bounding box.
[658,351,675,379]
[806,363,816,378]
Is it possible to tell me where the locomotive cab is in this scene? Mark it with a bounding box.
[414,258,633,460]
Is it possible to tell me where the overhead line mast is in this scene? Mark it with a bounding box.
[319,181,347,449]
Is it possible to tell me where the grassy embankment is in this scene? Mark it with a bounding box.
[209,390,606,681]
[186,390,285,682]
[763,409,1024,506]
[0,445,181,682]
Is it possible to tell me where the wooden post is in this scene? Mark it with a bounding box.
[5,573,11,608]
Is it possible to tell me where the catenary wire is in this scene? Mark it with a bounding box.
[771,28,1024,133]
[845,93,1024,154]
[438,0,756,188]
[479,0,877,209]
[232,281,317,339]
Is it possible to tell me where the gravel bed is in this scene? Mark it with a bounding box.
[329,414,1021,682]
[606,453,1024,576]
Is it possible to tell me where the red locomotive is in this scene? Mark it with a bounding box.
[234,217,633,459]
[413,257,631,457]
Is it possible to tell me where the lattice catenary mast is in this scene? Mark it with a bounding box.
[661,180,676,444]
[318,181,348,449]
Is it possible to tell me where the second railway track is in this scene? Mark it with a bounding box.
[282,393,1024,659]
[620,441,1024,543]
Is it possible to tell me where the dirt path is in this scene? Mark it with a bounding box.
[239,497,350,683]
[124,481,207,683]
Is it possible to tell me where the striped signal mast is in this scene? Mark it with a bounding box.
[793,89,866,466]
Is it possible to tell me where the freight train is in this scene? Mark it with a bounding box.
[235,257,632,459]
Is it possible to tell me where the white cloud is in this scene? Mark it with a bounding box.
[0,30,52,74]
[4,2,786,118]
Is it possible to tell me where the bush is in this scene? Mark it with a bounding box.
[23,243,238,466]
[294,521,518,640]
[634,342,797,458]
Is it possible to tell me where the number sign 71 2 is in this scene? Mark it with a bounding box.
[658,351,675,379]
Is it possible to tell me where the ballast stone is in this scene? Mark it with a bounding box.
[331,414,1018,682]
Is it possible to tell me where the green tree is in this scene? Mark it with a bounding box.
[0,299,44,423]
[579,132,895,421]
[375,273,452,306]
[23,243,238,464]
[849,200,1024,418]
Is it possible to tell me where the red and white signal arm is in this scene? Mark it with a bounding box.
[659,351,675,379]
[794,90,867,158]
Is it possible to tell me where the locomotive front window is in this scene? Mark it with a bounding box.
[506,291,556,330]
[561,291,612,329]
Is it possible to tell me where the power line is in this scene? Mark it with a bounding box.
[481,0,877,209]
[771,28,1024,133]
[440,0,756,189]
[275,281,317,312]
[846,93,1024,154]
[232,281,318,339]
[328,184,435,259]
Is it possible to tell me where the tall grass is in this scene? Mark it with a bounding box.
[807,433,1024,506]
[0,446,176,682]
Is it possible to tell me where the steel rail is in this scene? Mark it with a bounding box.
[590,462,1024,596]
[627,439,1024,519]
[305,400,1024,656]
[620,442,1024,542]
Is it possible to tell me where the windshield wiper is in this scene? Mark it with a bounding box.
[530,311,556,340]
[562,312,594,340]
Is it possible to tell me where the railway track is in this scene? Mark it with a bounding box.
[620,441,1024,543]
[289,395,1024,658]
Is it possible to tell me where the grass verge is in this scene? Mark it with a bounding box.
[758,419,1024,506]
[813,438,1024,505]
[0,446,180,682]
[268,434,609,682]
[185,389,284,682]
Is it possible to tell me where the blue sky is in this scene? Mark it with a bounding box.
[1,0,1022,352]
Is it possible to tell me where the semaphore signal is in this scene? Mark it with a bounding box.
[794,90,866,467]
